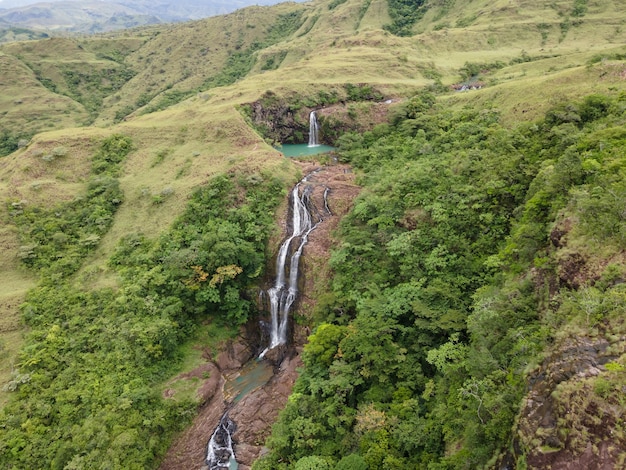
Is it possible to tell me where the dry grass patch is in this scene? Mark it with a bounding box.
[442,62,626,126]
[0,128,109,205]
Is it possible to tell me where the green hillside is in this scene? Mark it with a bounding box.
[0,0,626,468]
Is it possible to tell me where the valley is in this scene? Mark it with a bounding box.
[0,0,625,468]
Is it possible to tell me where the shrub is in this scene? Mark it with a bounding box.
[337,454,368,470]
[294,456,331,470]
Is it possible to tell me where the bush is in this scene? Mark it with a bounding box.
[294,456,331,470]
[337,454,368,470]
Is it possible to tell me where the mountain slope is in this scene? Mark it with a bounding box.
[0,0,625,468]
[0,0,308,32]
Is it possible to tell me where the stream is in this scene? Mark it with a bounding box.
[206,171,331,469]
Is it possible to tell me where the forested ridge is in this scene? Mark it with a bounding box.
[254,92,626,469]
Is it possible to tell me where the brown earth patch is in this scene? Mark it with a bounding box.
[292,160,360,324]
[518,335,626,469]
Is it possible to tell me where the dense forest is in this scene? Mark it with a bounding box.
[254,92,626,468]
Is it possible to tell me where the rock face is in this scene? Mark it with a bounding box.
[229,352,302,469]
[516,336,626,469]
[244,90,395,145]
[248,93,304,144]
[159,161,360,469]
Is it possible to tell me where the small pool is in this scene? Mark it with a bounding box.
[224,359,274,404]
[276,144,336,157]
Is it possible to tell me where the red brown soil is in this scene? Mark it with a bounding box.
[158,161,360,469]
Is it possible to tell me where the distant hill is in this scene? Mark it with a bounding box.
[0,21,49,42]
[0,0,305,33]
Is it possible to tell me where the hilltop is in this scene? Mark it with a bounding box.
[0,0,625,468]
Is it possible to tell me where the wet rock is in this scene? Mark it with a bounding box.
[160,162,359,469]
[158,374,228,470]
[228,352,302,467]
[261,343,288,366]
[216,338,253,372]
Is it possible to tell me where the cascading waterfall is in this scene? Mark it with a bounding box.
[206,172,331,468]
[308,111,320,147]
[206,414,238,470]
[260,172,330,357]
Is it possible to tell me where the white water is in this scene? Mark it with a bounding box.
[205,173,331,467]
[206,414,237,470]
[260,173,330,357]
[308,111,320,147]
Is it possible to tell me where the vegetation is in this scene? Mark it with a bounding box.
[255,92,626,468]
[59,65,136,119]
[9,135,132,278]
[385,0,427,36]
[0,130,31,158]
[1,0,626,468]
[328,0,349,10]
[1,133,285,467]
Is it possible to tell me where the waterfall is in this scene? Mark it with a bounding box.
[205,171,332,467]
[260,173,330,357]
[206,414,238,470]
[308,111,319,147]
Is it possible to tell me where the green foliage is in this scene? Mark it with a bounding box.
[328,0,348,9]
[202,49,257,89]
[587,51,626,65]
[201,11,304,92]
[261,51,288,71]
[0,129,31,157]
[262,92,626,468]
[265,11,305,44]
[110,172,284,326]
[337,453,368,470]
[141,89,196,114]
[456,14,478,28]
[1,168,284,469]
[0,285,195,470]
[459,60,506,81]
[92,134,134,175]
[294,455,332,470]
[384,0,427,36]
[344,83,383,101]
[571,0,588,17]
[60,65,136,119]
[23,56,136,122]
[9,135,131,278]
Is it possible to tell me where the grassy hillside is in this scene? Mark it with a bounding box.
[0,0,625,468]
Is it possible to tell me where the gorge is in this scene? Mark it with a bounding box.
[159,161,360,470]
[2,0,626,468]
[261,169,330,356]
[207,169,331,468]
